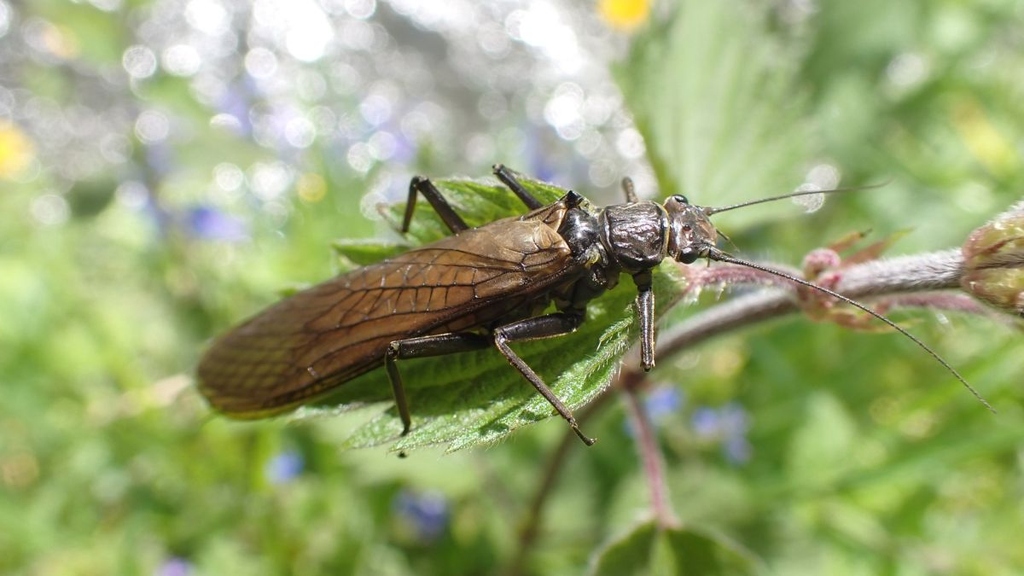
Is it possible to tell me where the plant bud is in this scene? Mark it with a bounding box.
[961,200,1024,316]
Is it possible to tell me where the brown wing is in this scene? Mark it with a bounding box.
[197,206,580,417]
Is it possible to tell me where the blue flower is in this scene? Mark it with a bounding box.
[265,450,304,484]
[691,402,752,465]
[623,386,685,437]
[155,557,192,576]
[644,386,684,423]
[185,206,249,242]
[393,489,449,543]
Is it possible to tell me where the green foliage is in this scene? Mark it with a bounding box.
[617,1,811,226]
[589,521,763,576]
[2,0,1023,575]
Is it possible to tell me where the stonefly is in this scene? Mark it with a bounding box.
[197,165,986,445]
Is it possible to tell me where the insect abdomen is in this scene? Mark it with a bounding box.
[196,216,578,417]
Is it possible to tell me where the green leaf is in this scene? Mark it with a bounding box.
[292,173,688,452]
[588,520,764,576]
[785,392,859,486]
[331,240,410,270]
[617,0,813,226]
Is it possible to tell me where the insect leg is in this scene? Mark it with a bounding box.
[386,332,491,435]
[631,270,656,371]
[492,164,544,210]
[621,176,639,203]
[404,176,470,234]
[492,313,596,446]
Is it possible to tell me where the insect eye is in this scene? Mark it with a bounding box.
[672,194,689,205]
[678,251,699,264]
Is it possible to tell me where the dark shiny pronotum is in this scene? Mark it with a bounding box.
[197,165,987,445]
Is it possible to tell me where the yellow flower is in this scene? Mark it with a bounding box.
[598,0,651,32]
[0,121,36,179]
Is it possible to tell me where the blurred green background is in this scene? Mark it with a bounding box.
[1,0,1022,574]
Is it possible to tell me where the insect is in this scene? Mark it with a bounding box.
[197,165,986,445]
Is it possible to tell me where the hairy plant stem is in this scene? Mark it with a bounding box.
[622,386,680,529]
[659,248,992,359]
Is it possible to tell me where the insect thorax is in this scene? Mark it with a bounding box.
[597,202,670,273]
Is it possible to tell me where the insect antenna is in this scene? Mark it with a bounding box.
[703,183,887,216]
[704,246,995,413]
[715,228,737,252]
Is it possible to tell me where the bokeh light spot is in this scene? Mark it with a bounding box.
[283,0,334,62]
[115,181,149,209]
[367,130,397,160]
[284,117,317,148]
[886,52,929,88]
[346,142,373,174]
[296,172,326,203]
[248,161,292,201]
[186,0,231,35]
[615,127,646,159]
[134,110,170,144]
[805,163,840,190]
[544,82,585,141]
[122,45,158,79]
[344,0,377,20]
[100,133,132,164]
[162,45,202,77]
[209,113,244,135]
[244,47,278,79]
[30,193,70,226]
[0,2,11,38]
[792,183,825,213]
[213,163,245,193]
[359,93,393,126]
